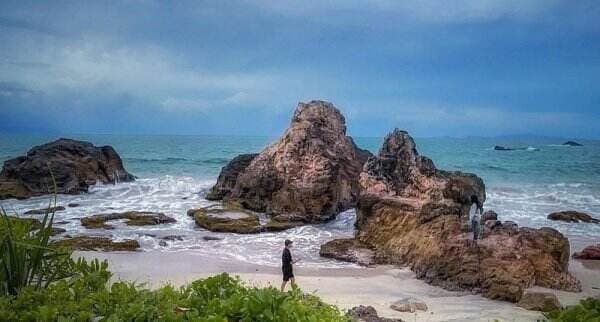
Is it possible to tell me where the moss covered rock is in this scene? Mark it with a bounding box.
[189,207,261,234]
[53,236,140,251]
[81,211,176,229]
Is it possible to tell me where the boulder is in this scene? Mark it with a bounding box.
[53,236,140,251]
[548,211,599,223]
[68,203,81,208]
[573,244,600,260]
[390,298,428,313]
[347,305,403,322]
[563,141,583,147]
[481,210,498,223]
[188,207,262,234]
[326,129,580,302]
[517,292,561,312]
[0,138,134,200]
[319,238,378,266]
[24,206,66,215]
[81,211,176,229]
[208,100,372,223]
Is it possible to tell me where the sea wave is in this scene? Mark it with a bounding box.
[125,157,230,165]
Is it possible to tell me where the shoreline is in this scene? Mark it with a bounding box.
[78,250,600,322]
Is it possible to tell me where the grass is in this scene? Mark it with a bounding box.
[545,298,600,322]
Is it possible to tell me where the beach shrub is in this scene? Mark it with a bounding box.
[0,270,350,321]
[545,298,600,322]
[0,196,76,296]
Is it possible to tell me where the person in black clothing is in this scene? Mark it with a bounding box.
[281,239,297,291]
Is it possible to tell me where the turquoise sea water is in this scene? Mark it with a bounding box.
[1,133,599,266]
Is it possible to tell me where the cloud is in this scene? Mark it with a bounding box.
[246,0,563,24]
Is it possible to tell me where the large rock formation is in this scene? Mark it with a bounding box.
[0,138,134,199]
[323,129,581,302]
[207,100,372,223]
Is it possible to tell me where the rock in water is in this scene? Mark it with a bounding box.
[563,141,583,146]
[0,138,134,200]
[390,298,428,313]
[208,100,372,223]
[517,292,561,312]
[333,128,580,302]
[573,244,600,260]
[347,305,403,322]
[548,211,599,223]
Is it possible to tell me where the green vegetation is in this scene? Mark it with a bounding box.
[545,298,600,322]
[0,196,350,321]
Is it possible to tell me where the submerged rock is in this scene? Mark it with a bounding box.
[548,211,599,223]
[493,145,514,151]
[390,298,428,313]
[53,236,140,251]
[24,206,66,215]
[347,305,403,322]
[208,100,372,223]
[0,138,135,200]
[517,292,561,312]
[68,203,81,208]
[563,141,583,146]
[325,128,581,302]
[319,238,378,266]
[81,211,176,229]
[573,244,600,260]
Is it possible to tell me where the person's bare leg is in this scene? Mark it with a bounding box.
[280,281,287,292]
[290,277,296,289]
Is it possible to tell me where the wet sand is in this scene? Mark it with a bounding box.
[78,250,600,322]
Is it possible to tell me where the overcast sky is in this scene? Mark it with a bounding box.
[1,1,599,138]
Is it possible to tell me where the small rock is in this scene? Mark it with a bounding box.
[482,210,498,223]
[159,240,168,247]
[24,206,66,215]
[319,238,377,266]
[54,221,70,225]
[563,141,582,147]
[573,244,600,260]
[348,305,403,322]
[548,211,599,224]
[494,145,514,151]
[517,292,561,312]
[202,236,222,241]
[68,203,81,208]
[390,298,428,313]
[162,235,185,241]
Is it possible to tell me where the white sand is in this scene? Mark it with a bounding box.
[77,250,600,322]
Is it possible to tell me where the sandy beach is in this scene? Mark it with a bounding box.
[79,250,600,322]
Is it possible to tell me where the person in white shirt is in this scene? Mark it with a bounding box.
[469,195,483,241]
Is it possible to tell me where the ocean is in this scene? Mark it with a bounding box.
[1,133,599,267]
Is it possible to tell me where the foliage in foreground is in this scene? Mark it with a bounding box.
[0,271,350,322]
[0,194,76,296]
[545,297,600,322]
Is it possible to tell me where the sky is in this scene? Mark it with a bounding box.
[0,1,599,139]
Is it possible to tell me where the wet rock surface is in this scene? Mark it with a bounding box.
[81,211,176,229]
[347,305,403,322]
[324,129,581,302]
[24,206,66,215]
[563,141,583,146]
[548,211,599,223]
[390,298,428,313]
[208,100,372,223]
[319,238,378,266]
[189,206,262,234]
[0,138,134,200]
[573,244,600,260]
[53,236,140,251]
[517,292,561,312]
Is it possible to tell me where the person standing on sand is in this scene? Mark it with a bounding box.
[281,239,298,292]
[470,195,483,241]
